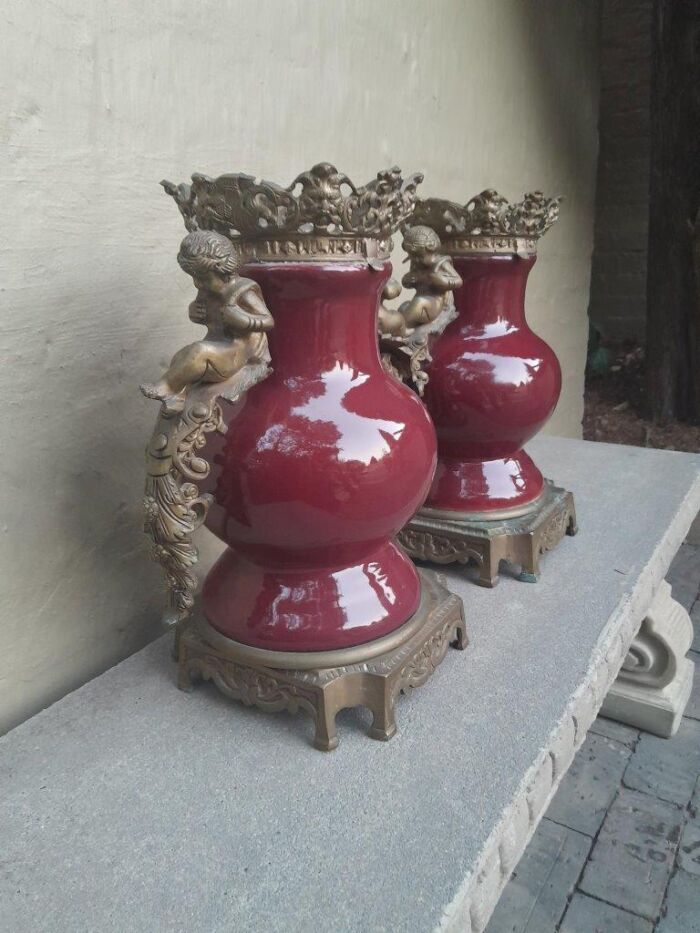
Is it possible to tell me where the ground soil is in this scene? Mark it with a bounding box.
[583,343,700,453]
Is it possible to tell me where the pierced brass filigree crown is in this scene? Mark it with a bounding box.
[162,163,424,263]
[411,189,561,256]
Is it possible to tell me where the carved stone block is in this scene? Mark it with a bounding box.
[601,580,695,737]
[398,481,577,586]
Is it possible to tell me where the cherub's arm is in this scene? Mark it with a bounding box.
[188,299,208,326]
[429,258,462,292]
[401,269,419,289]
[223,288,274,334]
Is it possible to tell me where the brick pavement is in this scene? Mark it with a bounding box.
[487,542,700,933]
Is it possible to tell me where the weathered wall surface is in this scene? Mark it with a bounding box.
[588,0,651,342]
[0,0,600,732]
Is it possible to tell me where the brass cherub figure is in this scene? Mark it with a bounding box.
[378,225,462,394]
[395,225,462,330]
[140,230,273,403]
[141,229,274,632]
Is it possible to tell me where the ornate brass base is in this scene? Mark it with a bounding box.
[177,569,467,751]
[398,481,577,587]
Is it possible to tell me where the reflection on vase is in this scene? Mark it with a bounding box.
[199,260,437,651]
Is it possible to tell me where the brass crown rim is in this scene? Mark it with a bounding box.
[410,190,562,253]
[161,162,425,252]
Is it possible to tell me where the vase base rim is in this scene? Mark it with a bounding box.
[420,488,546,522]
[400,483,577,587]
[177,570,467,750]
[197,568,444,670]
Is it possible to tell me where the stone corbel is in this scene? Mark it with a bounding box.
[601,580,695,737]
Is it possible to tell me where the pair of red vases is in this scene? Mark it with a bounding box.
[162,167,561,656]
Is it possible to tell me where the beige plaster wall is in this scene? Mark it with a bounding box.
[0,0,600,732]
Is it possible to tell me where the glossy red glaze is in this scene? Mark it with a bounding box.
[423,253,561,514]
[201,261,437,651]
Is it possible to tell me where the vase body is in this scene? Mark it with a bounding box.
[422,252,561,517]
[201,261,437,651]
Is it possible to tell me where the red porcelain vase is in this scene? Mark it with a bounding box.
[202,260,436,651]
[159,164,436,653]
[413,190,562,519]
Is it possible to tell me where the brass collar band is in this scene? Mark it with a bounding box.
[236,234,393,264]
[440,234,540,257]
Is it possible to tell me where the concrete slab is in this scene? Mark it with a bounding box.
[578,787,683,920]
[560,893,653,933]
[666,542,700,612]
[589,715,640,749]
[657,869,700,933]
[623,717,700,806]
[546,732,631,836]
[485,819,590,933]
[1,438,699,933]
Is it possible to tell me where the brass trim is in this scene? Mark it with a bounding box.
[411,190,561,242]
[399,482,577,587]
[419,489,546,523]
[197,581,435,670]
[440,234,540,257]
[178,568,468,751]
[237,235,392,264]
[161,162,424,245]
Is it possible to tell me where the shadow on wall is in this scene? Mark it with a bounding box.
[2,267,165,734]
[490,0,598,240]
[510,1,600,201]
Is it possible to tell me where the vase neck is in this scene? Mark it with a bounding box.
[452,253,535,331]
[242,261,389,376]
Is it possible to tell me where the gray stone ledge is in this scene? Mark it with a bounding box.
[1,437,699,933]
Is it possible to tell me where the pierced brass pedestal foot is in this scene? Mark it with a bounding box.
[177,569,467,751]
[398,481,577,587]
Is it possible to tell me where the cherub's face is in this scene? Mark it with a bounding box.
[193,269,229,295]
[405,242,424,259]
[405,241,435,262]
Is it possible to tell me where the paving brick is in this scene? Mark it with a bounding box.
[677,782,700,877]
[589,716,640,749]
[485,819,590,933]
[666,543,700,612]
[678,819,700,878]
[685,651,700,721]
[657,869,700,933]
[687,514,700,547]
[624,718,700,806]
[578,787,683,920]
[546,732,631,836]
[691,600,700,653]
[560,893,653,933]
